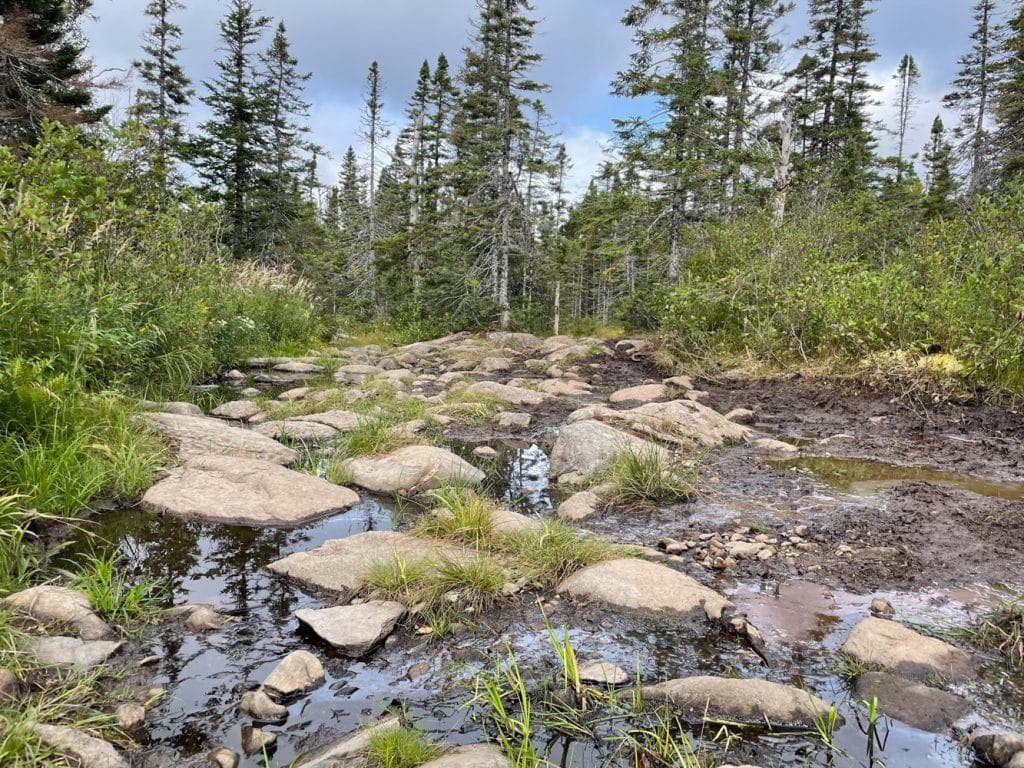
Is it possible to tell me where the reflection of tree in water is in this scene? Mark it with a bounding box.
[204,524,293,618]
[495,443,552,513]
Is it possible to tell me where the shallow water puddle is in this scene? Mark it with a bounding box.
[770,456,1024,501]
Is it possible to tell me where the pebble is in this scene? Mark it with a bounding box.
[208,747,239,768]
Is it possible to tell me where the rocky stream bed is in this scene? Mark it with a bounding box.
[7,332,1024,768]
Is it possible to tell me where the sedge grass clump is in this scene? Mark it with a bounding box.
[499,521,625,588]
[974,598,1024,671]
[334,417,415,459]
[69,550,166,629]
[366,725,443,768]
[432,555,505,612]
[414,487,497,548]
[602,449,700,507]
[364,555,434,606]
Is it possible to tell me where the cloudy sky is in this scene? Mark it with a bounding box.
[82,0,1000,194]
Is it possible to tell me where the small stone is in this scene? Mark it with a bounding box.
[114,702,145,731]
[577,661,630,685]
[723,408,756,424]
[210,400,262,421]
[473,446,498,458]
[223,369,246,382]
[557,491,602,522]
[262,650,325,701]
[0,669,22,703]
[241,726,277,756]
[407,662,431,679]
[208,747,239,768]
[239,690,287,723]
[870,597,895,618]
[277,387,309,402]
[186,606,229,632]
[972,732,1024,767]
[497,412,532,429]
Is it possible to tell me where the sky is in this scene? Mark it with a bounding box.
[81,0,997,195]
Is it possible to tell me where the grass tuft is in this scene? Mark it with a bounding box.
[499,520,625,588]
[973,598,1024,671]
[413,487,497,548]
[69,550,166,629]
[366,725,443,768]
[601,449,700,507]
[432,555,505,612]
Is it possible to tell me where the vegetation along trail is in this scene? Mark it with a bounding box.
[3,0,1024,766]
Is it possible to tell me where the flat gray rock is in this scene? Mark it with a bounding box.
[334,364,382,383]
[420,744,508,768]
[549,419,668,479]
[854,671,971,731]
[140,400,204,417]
[464,381,548,406]
[296,714,401,768]
[262,650,325,700]
[253,420,339,442]
[273,361,324,374]
[32,724,128,768]
[141,412,297,465]
[567,400,750,448]
[295,601,406,656]
[497,412,532,429]
[27,636,122,671]
[578,661,629,685]
[210,400,263,421]
[288,410,363,431]
[641,676,834,728]
[267,531,470,601]
[558,558,732,622]
[142,454,359,527]
[557,491,602,521]
[341,445,485,494]
[609,384,670,404]
[841,617,976,682]
[1,585,111,640]
[537,378,592,396]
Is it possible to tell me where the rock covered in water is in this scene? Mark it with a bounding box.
[639,676,835,728]
[557,558,732,622]
[262,650,325,700]
[1,585,111,640]
[295,601,406,656]
[854,671,971,732]
[142,454,359,527]
[240,725,277,756]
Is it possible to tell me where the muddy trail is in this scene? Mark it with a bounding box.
[27,332,1024,768]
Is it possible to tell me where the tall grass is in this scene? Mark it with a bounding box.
[601,449,700,507]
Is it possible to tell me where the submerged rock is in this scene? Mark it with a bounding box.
[557,558,732,622]
[549,419,668,480]
[239,690,287,723]
[841,617,975,682]
[142,454,359,527]
[267,531,470,601]
[295,601,406,656]
[208,747,240,768]
[27,637,122,671]
[32,724,129,768]
[141,412,297,465]
[640,676,834,729]
[240,726,277,756]
[854,671,971,732]
[1,585,111,640]
[340,445,484,494]
[262,650,325,700]
[295,714,401,768]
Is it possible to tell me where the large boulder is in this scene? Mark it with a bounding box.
[549,419,668,480]
[463,381,548,407]
[267,531,470,601]
[340,446,484,494]
[841,617,976,682]
[567,400,750,448]
[1,585,111,640]
[262,650,325,701]
[295,601,406,656]
[141,412,297,465]
[854,671,971,732]
[32,724,128,768]
[557,558,732,622]
[142,454,359,527]
[640,676,834,729]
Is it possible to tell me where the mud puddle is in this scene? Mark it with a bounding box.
[769,456,1024,501]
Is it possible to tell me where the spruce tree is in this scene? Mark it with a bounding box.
[451,0,549,329]
[995,3,1024,182]
[254,21,317,260]
[0,0,107,144]
[944,0,1003,195]
[613,0,719,281]
[133,0,192,180]
[891,54,920,181]
[193,0,271,258]
[790,0,880,191]
[922,116,957,218]
[357,61,388,315]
